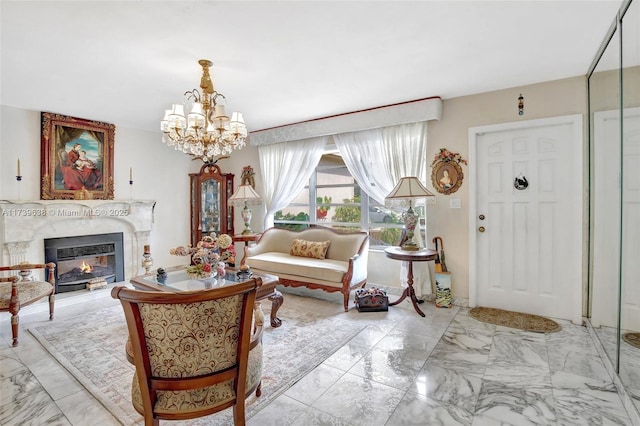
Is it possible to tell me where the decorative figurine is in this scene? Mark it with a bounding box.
[156,267,168,285]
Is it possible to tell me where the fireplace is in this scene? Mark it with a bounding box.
[1,201,154,282]
[44,233,125,293]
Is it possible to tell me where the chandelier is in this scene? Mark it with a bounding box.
[160,59,247,163]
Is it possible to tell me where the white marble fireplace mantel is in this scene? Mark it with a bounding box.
[0,200,155,280]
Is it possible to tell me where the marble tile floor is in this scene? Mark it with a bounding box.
[594,325,640,415]
[1,283,637,426]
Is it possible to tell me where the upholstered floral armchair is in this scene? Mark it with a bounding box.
[112,279,263,425]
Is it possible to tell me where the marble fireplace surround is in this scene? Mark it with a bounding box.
[0,200,155,281]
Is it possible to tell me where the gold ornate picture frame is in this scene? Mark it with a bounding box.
[41,112,115,200]
[431,160,463,195]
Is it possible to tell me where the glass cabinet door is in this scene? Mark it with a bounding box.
[190,164,234,246]
[201,178,221,234]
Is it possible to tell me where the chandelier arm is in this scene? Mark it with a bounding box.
[185,89,201,103]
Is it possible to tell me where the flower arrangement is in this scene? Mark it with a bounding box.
[431,148,468,166]
[169,233,235,279]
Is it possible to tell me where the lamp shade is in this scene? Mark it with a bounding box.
[228,184,262,207]
[385,177,434,200]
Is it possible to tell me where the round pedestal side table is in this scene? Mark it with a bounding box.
[384,246,438,317]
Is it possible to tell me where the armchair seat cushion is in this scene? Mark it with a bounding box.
[0,281,53,309]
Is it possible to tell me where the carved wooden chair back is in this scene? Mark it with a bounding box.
[112,279,258,426]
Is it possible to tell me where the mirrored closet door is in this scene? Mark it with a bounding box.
[588,0,639,416]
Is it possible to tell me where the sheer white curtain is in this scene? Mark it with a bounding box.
[334,122,427,204]
[335,122,431,294]
[382,122,428,184]
[258,136,327,229]
[332,128,392,204]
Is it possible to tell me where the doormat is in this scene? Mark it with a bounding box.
[622,332,640,349]
[469,307,562,333]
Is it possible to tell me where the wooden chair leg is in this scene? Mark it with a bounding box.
[255,381,262,397]
[48,294,55,320]
[9,284,20,346]
[11,313,19,347]
[233,400,246,426]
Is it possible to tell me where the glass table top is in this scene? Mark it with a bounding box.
[137,268,254,292]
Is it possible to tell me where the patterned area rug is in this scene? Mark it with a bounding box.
[29,295,364,425]
[469,306,562,333]
[622,332,640,349]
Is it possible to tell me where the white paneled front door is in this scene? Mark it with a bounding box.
[469,115,583,323]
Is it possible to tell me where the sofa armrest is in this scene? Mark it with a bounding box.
[243,228,287,264]
[347,239,369,286]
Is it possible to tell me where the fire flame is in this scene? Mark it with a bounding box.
[80,261,92,273]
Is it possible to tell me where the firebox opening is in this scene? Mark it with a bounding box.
[44,232,124,293]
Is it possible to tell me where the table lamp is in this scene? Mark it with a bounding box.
[228,184,263,235]
[385,177,434,251]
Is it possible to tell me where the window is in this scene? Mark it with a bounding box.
[274,153,424,247]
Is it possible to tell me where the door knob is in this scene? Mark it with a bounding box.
[478,226,486,233]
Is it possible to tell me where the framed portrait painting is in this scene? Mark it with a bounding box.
[41,112,115,200]
[431,160,463,195]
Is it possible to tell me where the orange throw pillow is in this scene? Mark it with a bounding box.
[290,239,330,259]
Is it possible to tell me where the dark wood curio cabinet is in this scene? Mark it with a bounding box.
[190,163,234,246]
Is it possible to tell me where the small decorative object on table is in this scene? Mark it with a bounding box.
[156,267,168,284]
[236,264,252,280]
[216,261,226,278]
[169,233,234,279]
[354,287,389,312]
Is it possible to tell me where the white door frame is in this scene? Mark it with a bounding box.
[468,115,584,324]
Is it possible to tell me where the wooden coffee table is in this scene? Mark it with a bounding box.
[130,266,283,327]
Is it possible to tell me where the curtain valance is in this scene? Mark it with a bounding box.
[250,97,441,146]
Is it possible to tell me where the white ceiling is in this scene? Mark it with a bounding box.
[0,1,623,134]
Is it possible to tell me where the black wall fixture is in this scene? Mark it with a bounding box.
[514,174,528,190]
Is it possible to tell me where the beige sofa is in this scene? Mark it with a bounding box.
[242,226,369,311]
